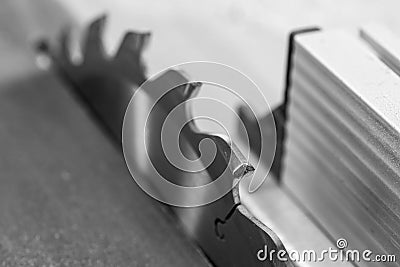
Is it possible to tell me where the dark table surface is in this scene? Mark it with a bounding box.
[0,41,209,266]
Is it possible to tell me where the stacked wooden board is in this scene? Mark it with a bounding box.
[282,27,400,265]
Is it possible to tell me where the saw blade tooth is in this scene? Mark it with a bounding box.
[184,82,202,99]
[116,31,150,59]
[82,14,107,62]
[114,32,150,84]
[137,32,151,51]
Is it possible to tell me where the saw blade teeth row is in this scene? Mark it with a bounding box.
[53,15,150,85]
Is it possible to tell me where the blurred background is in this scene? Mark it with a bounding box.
[3,0,400,110]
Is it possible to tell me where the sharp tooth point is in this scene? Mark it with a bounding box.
[120,31,151,52]
[139,32,151,49]
[190,81,202,88]
[115,31,151,66]
[83,16,107,60]
[93,14,107,25]
[184,82,202,99]
[88,15,107,35]
[125,32,140,45]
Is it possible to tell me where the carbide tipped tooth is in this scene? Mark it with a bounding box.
[83,15,107,61]
[116,32,150,59]
[136,32,151,51]
[184,82,202,99]
[137,32,151,51]
[114,32,149,84]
